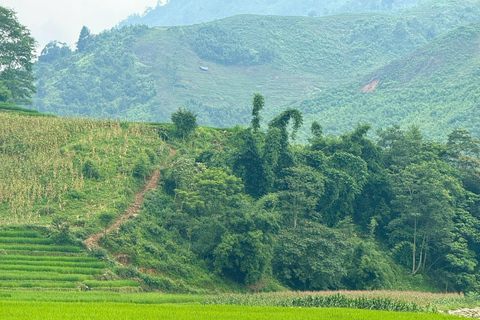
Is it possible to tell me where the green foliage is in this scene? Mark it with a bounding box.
[38,41,72,63]
[0,6,36,104]
[251,94,264,133]
[171,108,198,140]
[98,211,116,236]
[273,222,354,290]
[132,155,149,179]
[76,26,92,53]
[289,294,435,313]
[192,23,274,66]
[345,241,396,290]
[82,159,100,179]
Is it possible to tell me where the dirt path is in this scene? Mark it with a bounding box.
[84,169,161,250]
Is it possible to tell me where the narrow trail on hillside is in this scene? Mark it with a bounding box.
[84,169,161,250]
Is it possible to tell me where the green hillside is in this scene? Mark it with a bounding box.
[118,0,423,28]
[32,1,480,139]
[1,105,479,294]
[300,23,480,140]
[0,113,164,227]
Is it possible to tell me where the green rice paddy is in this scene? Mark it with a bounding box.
[0,303,460,320]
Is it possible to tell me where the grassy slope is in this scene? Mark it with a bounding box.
[299,22,480,140]
[0,113,165,231]
[131,13,430,125]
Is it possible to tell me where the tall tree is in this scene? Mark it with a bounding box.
[388,162,459,275]
[76,26,92,53]
[232,129,267,198]
[0,6,36,104]
[171,108,198,140]
[251,93,264,133]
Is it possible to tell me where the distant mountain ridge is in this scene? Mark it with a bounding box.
[32,0,480,140]
[118,0,423,28]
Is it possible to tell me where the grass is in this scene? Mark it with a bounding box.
[0,271,95,281]
[0,303,461,320]
[0,264,104,275]
[0,281,78,289]
[83,280,139,288]
[0,244,82,252]
[0,291,206,303]
[0,255,98,262]
[0,231,43,238]
[0,259,105,268]
[0,237,54,244]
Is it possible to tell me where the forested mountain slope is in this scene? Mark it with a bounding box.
[118,0,423,28]
[32,0,480,140]
[300,23,480,140]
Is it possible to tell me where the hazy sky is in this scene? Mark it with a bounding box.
[2,0,161,53]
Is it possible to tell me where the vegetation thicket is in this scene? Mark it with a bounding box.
[94,97,480,295]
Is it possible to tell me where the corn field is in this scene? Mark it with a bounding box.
[0,113,164,224]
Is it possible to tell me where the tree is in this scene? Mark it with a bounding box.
[311,121,323,139]
[98,211,116,237]
[76,26,92,53]
[388,162,458,275]
[171,108,198,140]
[251,93,264,133]
[39,41,71,63]
[232,129,268,198]
[0,6,36,104]
[274,221,352,290]
[277,166,325,228]
[213,201,279,285]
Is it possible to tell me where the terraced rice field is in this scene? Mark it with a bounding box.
[0,229,139,291]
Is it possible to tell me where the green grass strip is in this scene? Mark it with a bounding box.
[0,281,78,288]
[0,255,95,262]
[0,271,94,281]
[0,244,82,252]
[83,280,139,288]
[0,264,103,275]
[0,303,459,320]
[0,260,106,269]
[0,231,42,238]
[0,237,54,245]
[0,291,205,303]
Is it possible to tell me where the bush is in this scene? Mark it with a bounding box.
[89,247,108,260]
[132,156,149,179]
[82,159,100,179]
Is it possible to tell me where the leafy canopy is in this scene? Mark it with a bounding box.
[0,6,36,104]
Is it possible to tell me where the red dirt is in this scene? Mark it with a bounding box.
[84,169,161,250]
[362,80,380,93]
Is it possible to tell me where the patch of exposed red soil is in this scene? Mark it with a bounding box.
[84,169,161,250]
[362,80,380,93]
